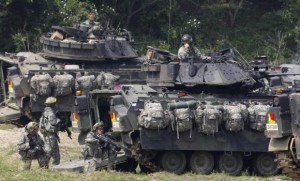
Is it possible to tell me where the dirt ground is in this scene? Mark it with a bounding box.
[0,126,80,148]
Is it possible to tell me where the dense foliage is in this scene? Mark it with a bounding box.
[1,0,300,63]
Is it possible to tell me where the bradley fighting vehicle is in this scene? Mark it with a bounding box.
[0,19,146,124]
[265,86,300,180]
[73,46,281,175]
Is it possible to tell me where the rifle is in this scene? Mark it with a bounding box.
[95,134,128,152]
[55,109,72,140]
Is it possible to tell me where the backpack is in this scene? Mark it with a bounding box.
[195,106,221,135]
[248,104,270,131]
[53,74,74,96]
[138,102,169,129]
[31,73,53,96]
[223,105,246,132]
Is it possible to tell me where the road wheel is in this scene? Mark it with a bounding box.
[253,153,278,176]
[189,151,214,174]
[161,151,186,174]
[218,152,243,176]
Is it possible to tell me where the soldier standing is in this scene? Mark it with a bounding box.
[178,34,211,61]
[39,97,61,165]
[84,122,118,172]
[17,122,48,170]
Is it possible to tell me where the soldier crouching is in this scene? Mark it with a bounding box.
[17,122,48,170]
[83,122,119,172]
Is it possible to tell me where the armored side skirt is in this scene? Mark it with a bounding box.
[140,129,269,152]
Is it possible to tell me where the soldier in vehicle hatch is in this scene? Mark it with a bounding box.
[17,122,48,170]
[178,34,211,61]
[81,12,101,28]
[39,97,61,165]
[83,122,120,172]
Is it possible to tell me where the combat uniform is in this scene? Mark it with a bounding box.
[17,123,48,170]
[178,46,207,60]
[178,34,210,60]
[40,97,61,165]
[84,123,116,172]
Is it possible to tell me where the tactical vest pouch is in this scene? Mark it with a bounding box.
[138,102,169,129]
[248,105,269,131]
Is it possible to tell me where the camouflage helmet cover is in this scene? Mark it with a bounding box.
[45,97,57,105]
[26,122,38,132]
[93,122,104,131]
[181,34,193,44]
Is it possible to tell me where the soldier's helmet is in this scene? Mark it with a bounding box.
[181,34,193,44]
[45,97,57,106]
[93,122,104,131]
[88,12,96,21]
[26,122,38,132]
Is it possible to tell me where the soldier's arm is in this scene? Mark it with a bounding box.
[178,47,186,60]
[17,134,30,151]
[85,133,99,144]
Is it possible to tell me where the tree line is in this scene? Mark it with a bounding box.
[1,0,300,63]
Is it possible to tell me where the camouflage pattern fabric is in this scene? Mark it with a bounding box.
[30,73,53,96]
[84,131,115,172]
[195,106,222,135]
[178,46,206,60]
[76,75,95,95]
[40,107,61,165]
[96,72,120,89]
[248,104,270,131]
[17,129,48,170]
[138,102,169,129]
[44,133,60,165]
[223,104,247,132]
[53,73,75,96]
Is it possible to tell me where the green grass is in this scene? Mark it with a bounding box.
[0,124,292,181]
[0,123,18,130]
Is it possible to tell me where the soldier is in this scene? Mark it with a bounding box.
[81,12,100,28]
[17,122,48,170]
[84,122,119,172]
[177,34,211,61]
[39,97,61,165]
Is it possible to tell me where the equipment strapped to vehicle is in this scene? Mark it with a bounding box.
[53,72,75,96]
[248,104,270,131]
[138,102,169,129]
[30,72,53,96]
[195,105,221,135]
[223,104,247,132]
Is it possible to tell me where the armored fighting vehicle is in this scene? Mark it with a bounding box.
[265,88,300,180]
[73,46,280,176]
[0,21,146,124]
